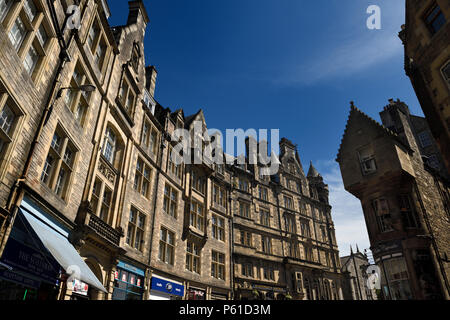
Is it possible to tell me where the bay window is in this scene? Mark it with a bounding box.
[190,200,205,232]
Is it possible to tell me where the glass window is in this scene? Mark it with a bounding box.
[23,0,37,22]
[261,236,272,254]
[240,231,252,247]
[126,207,146,251]
[239,202,250,218]
[0,103,15,135]
[41,127,77,200]
[134,158,151,198]
[103,127,116,164]
[159,227,175,265]
[190,200,204,231]
[358,146,377,175]
[112,268,145,301]
[212,215,225,241]
[211,251,225,280]
[186,241,201,274]
[0,0,13,22]
[382,257,412,300]
[242,263,253,278]
[88,20,100,51]
[425,4,446,35]
[398,195,418,229]
[36,24,48,47]
[260,210,270,227]
[100,187,112,222]
[9,16,27,51]
[418,131,433,148]
[442,61,450,85]
[163,184,177,218]
[372,198,393,233]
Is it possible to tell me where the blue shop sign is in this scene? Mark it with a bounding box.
[117,261,145,277]
[151,276,184,297]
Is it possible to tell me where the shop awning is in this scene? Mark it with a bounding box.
[19,208,107,293]
[0,261,12,271]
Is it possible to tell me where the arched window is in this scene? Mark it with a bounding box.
[102,127,117,164]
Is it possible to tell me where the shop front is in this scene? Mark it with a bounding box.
[187,287,206,300]
[149,274,184,300]
[0,196,107,300]
[112,261,146,300]
[211,292,228,300]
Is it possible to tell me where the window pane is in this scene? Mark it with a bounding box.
[0,0,12,22]
[23,0,37,22]
[36,24,48,47]
[0,104,15,135]
[9,16,27,51]
[23,45,39,75]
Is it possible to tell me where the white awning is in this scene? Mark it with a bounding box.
[19,207,107,293]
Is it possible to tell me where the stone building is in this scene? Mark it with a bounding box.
[340,246,377,300]
[0,0,345,300]
[232,138,344,300]
[399,0,450,172]
[337,99,450,300]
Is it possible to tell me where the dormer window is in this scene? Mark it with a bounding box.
[358,146,377,175]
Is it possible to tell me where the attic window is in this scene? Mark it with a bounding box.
[131,42,141,72]
[358,146,377,175]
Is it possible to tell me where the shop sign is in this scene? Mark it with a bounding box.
[73,279,89,296]
[151,276,184,297]
[0,237,60,285]
[117,261,145,277]
[372,240,403,256]
[0,269,41,289]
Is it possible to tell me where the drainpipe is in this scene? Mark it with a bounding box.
[146,115,169,298]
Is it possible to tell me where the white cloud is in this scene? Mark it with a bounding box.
[273,0,405,86]
[315,160,371,257]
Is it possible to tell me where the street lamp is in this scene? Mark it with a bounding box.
[44,84,97,126]
[56,84,96,99]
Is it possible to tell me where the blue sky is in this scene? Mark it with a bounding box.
[109,0,421,256]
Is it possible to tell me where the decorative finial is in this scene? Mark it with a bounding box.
[350,101,354,107]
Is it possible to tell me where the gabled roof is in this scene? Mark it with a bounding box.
[184,109,205,129]
[336,102,403,162]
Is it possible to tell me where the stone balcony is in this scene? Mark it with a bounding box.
[74,201,123,248]
[87,212,122,246]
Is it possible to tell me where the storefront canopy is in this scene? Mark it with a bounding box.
[19,206,107,293]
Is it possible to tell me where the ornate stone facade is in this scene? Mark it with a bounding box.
[0,0,345,300]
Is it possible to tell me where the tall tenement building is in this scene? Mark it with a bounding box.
[399,0,450,172]
[0,0,345,300]
[337,100,450,300]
